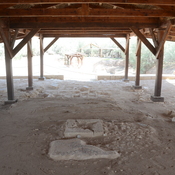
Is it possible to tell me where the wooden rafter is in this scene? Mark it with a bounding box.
[131,26,156,55]
[110,37,125,53]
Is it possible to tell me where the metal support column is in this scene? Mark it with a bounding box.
[38,34,45,80]
[151,30,164,102]
[123,34,130,82]
[4,30,17,104]
[133,38,142,89]
[26,39,33,90]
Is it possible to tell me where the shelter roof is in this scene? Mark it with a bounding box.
[0,1,175,41]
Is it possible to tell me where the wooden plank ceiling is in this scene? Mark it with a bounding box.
[0,0,175,41]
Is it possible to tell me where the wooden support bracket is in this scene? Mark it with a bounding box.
[44,37,59,53]
[155,22,172,59]
[131,26,156,55]
[13,28,40,57]
[110,37,125,53]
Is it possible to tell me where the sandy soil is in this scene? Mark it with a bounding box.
[0,77,175,175]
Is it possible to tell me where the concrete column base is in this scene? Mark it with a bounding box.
[26,86,33,91]
[38,77,45,80]
[4,99,18,105]
[123,78,129,82]
[133,85,142,89]
[151,96,164,102]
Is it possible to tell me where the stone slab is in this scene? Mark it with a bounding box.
[96,74,175,81]
[45,75,64,80]
[64,119,104,138]
[0,75,64,80]
[48,139,120,161]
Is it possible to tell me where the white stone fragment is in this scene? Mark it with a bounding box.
[172,117,175,122]
[64,119,104,138]
[48,139,120,160]
[79,86,89,91]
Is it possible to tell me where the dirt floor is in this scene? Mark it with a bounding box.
[0,78,175,175]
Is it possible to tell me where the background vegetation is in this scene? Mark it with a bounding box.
[0,37,175,74]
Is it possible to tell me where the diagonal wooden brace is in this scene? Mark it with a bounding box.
[44,37,59,53]
[10,29,19,49]
[155,22,172,59]
[13,28,40,57]
[110,37,125,53]
[131,26,156,55]
[149,28,158,48]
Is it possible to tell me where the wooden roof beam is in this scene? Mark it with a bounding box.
[8,17,161,28]
[39,31,131,35]
[1,8,175,17]
[40,28,132,32]
[1,0,175,5]
[42,34,127,37]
